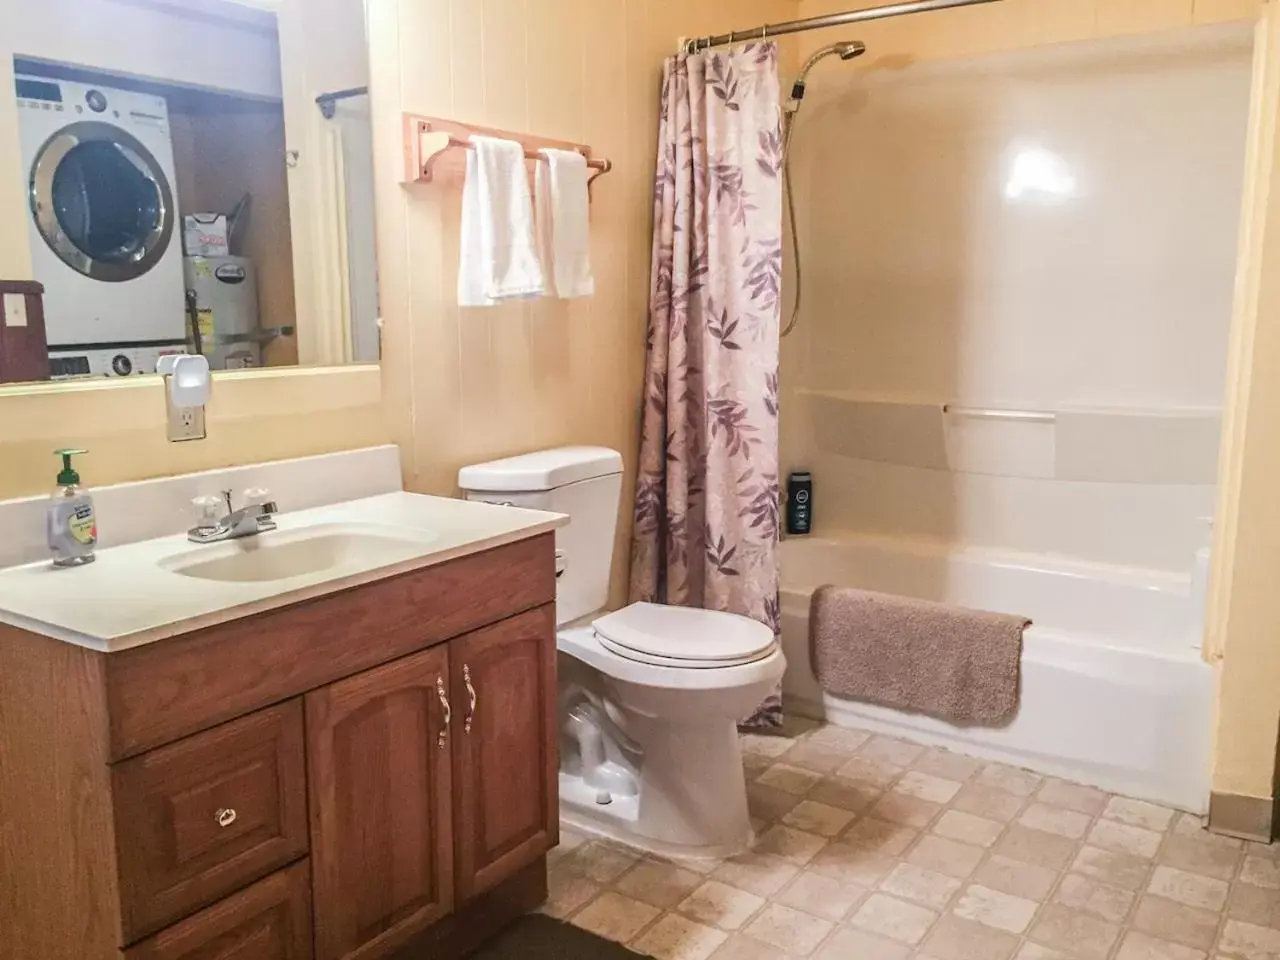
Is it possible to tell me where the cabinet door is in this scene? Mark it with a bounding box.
[124,862,312,960]
[452,605,558,899]
[306,646,454,960]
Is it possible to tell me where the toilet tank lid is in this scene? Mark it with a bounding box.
[458,447,623,493]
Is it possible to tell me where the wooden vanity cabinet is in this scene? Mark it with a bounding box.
[0,534,559,960]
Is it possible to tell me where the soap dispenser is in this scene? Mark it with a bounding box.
[47,448,97,567]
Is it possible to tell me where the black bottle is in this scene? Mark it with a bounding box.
[786,472,813,536]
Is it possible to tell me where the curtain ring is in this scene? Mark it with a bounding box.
[728,30,735,46]
[762,24,769,40]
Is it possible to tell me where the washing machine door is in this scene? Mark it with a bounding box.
[28,121,175,283]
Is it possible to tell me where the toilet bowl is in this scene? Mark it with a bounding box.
[557,603,786,859]
[458,447,785,860]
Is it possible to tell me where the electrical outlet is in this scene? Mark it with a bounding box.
[167,402,207,442]
[2,292,28,327]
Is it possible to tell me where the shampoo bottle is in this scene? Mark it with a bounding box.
[786,471,814,536]
[47,449,97,567]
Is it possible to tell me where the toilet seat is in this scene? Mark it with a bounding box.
[593,602,777,669]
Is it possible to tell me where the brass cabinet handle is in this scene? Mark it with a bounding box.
[464,665,477,734]
[436,677,451,749]
[215,808,237,828]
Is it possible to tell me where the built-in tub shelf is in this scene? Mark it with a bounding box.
[796,390,1221,485]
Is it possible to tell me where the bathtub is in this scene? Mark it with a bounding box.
[780,535,1214,812]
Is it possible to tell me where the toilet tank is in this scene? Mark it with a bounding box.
[458,447,624,626]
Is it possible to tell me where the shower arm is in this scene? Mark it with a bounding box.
[683,0,1004,53]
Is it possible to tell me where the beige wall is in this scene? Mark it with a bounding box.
[368,0,794,605]
[1208,0,1280,806]
[794,0,1261,60]
[0,366,386,498]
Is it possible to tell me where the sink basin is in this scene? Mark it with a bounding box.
[161,524,439,584]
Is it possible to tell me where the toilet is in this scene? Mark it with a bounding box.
[459,447,786,860]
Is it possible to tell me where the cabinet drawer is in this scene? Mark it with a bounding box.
[113,701,309,943]
[124,861,313,960]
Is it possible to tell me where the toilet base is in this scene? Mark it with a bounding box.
[557,713,758,862]
[559,775,756,862]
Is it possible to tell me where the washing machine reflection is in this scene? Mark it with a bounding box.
[17,75,188,376]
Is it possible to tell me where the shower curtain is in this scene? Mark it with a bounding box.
[630,42,785,728]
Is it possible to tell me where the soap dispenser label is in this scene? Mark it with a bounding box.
[68,502,97,545]
[48,500,98,552]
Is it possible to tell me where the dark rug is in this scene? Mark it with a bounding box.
[468,915,654,958]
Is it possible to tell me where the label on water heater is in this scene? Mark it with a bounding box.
[215,264,247,284]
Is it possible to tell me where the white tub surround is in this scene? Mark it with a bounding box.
[780,535,1214,813]
[783,25,1249,575]
[0,447,567,652]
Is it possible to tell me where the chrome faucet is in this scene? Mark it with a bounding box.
[188,489,279,544]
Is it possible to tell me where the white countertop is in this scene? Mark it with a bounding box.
[0,492,567,653]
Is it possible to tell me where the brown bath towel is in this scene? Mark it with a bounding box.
[810,586,1030,727]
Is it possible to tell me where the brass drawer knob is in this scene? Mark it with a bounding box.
[215,807,238,828]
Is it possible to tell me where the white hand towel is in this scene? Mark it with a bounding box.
[457,149,493,307]
[457,136,545,307]
[535,148,595,299]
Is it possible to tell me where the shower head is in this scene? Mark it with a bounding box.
[790,40,866,105]
[800,40,867,77]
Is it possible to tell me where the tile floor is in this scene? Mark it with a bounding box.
[544,719,1280,960]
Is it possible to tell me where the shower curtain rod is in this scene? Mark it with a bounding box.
[683,0,1004,52]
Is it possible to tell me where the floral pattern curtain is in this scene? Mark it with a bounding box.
[630,43,785,728]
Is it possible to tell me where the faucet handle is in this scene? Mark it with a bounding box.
[244,488,278,525]
[192,495,224,532]
[244,488,276,514]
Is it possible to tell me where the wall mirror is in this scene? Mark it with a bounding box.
[0,0,378,386]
